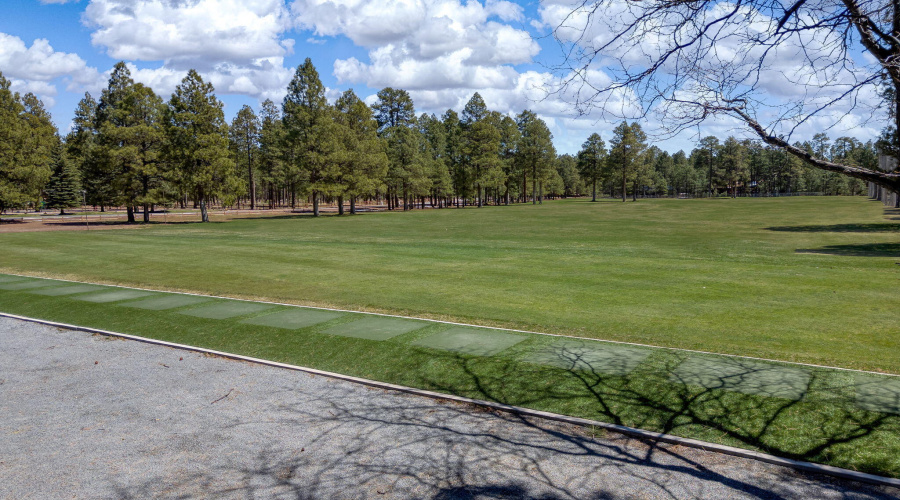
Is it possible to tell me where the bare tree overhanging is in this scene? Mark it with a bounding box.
[547,0,900,191]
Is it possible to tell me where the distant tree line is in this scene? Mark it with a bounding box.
[0,61,879,220]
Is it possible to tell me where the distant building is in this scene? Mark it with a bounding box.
[870,154,899,207]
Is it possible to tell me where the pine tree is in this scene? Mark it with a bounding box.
[95,63,168,223]
[66,93,106,209]
[334,89,388,214]
[283,58,337,217]
[515,110,555,204]
[229,105,260,209]
[497,115,520,204]
[372,87,415,132]
[578,133,607,202]
[258,99,285,209]
[165,69,240,222]
[45,143,82,214]
[609,121,648,202]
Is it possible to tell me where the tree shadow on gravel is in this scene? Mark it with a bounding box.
[109,347,900,499]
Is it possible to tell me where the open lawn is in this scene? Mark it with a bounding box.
[0,196,898,372]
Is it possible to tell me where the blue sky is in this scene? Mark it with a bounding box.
[0,0,885,155]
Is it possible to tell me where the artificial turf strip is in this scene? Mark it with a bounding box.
[1,284,900,478]
[0,279,61,291]
[853,375,900,414]
[412,327,527,356]
[29,284,108,296]
[178,301,275,319]
[240,308,343,330]
[0,275,29,283]
[670,356,812,400]
[322,316,429,340]
[524,339,651,376]
[74,290,156,303]
[120,294,213,311]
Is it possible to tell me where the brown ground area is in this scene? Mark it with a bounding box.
[0,206,388,233]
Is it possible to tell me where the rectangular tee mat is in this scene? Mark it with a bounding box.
[411,327,526,357]
[121,294,213,311]
[0,275,31,283]
[853,375,900,415]
[30,284,108,296]
[178,301,276,320]
[525,339,650,376]
[74,290,156,303]
[0,279,61,290]
[322,316,428,341]
[240,308,343,330]
[671,356,811,400]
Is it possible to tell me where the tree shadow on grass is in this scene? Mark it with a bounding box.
[795,243,900,257]
[766,223,900,233]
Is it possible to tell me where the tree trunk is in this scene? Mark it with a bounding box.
[143,203,150,223]
[127,206,135,223]
[200,199,209,223]
[622,169,627,202]
[592,179,597,202]
[338,195,344,215]
[350,197,356,214]
[532,165,537,204]
[313,191,319,217]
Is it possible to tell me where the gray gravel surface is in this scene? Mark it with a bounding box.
[0,316,897,499]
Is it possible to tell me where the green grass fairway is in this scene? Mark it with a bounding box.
[322,316,428,340]
[0,196,898,372]
[239,308,344,329]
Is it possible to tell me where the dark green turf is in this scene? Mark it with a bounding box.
[0,279,61,290]
[120,294,213,311]
[74,290,156,303]
[671,356,812,400]
[525,339,651,376]
[412,327,526,357]
[322,316,429,340]
[178,301,275,319]
[29,284,108,296]
[854,375,900,414]
[240,308,344,329]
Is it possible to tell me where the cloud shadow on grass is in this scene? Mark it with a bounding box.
[766,223,900,233]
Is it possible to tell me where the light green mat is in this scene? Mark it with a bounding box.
[30,284,108,296]
[671,356,812,400]
[322,316,427,341]
[121,295,213,311]
[74,290,155,303]
[240,308,343,329]
[178,301,275,319]
[0,275,30,283]
[525,339,650,376]
[412,327,526,357]
[853,375,900,414]
[0,280,60,290]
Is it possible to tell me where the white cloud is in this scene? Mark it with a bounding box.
[0,32,101,106]
[85,0,292,66]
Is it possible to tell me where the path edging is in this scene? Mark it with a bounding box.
[2,311,898,490]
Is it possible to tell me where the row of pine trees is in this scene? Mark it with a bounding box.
[0,59,878,221]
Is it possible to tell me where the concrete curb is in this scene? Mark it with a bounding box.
[2,271,897,379]
[2,311,899,490]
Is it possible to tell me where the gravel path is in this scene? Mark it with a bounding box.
[0,317,896,499]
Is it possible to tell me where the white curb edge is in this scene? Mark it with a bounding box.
[2,311,899,490]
